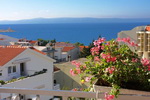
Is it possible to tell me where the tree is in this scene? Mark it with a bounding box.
[74,42,84,46]
[37,38,50,46]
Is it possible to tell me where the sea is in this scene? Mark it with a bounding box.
[0,22,150,45]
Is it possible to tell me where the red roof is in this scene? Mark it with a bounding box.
[29,41,37,44]
[0,46,46,66]
[145,26,150,31]
[79,46,88,51]
[55,42,75,47]
[29,47,46,55]
[62,47,75,52]
[0,38,4,40]
[0,46,26,66]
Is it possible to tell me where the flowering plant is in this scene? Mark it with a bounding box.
[70,37,150,99]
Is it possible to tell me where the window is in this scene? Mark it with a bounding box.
[8,66,11,74]
[0,73,2,76]
[13,66,16,73]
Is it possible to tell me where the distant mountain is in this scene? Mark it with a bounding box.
[1,18,150,24]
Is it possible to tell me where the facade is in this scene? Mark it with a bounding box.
[46,42,80,62]
[0,46,55,100]
[118,25,150,59]
[62,47,79,61]
[137,26,150,59]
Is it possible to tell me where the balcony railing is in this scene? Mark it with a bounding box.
[0,87,150,100]
[0,87,102,100]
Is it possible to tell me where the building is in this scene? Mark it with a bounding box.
[46,42,80,62]
[137,26,150,59]
[118,25,150,59]
[62,47,79,61]
[0,46,55,100]
[0,34,18,46]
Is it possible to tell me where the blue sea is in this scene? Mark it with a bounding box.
[0,23,150,45]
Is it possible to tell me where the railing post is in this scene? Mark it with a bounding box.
[96,91,102,100]
[62,96,68,100]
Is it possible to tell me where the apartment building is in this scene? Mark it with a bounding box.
[137,26,150,59]
[118,25,150,59]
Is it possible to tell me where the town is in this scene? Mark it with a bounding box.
[0,25,149,100]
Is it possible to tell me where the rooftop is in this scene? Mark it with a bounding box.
[0,46,46,66]
[0,46,26,66]
[62,47,75,52]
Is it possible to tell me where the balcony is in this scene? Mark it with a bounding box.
[0,70,54,99]
[0,87,149,100]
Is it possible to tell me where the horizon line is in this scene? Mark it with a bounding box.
[1,17,150,21]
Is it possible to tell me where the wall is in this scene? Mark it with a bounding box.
[54,48,62,61]
[0,73,53,100]
[54,59,90,90]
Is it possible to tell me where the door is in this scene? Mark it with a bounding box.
[20,63,25,76]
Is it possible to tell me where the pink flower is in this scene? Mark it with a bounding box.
[129,41,137,46]
[76,68,81,74]
[116,38,122,42]
[72,88,77,91]
[122,37,130,43]
[94,56,100,61]
[93,38,105,46]
[148,66,150,71]
[97,37,106,44]
[83,65,86,68]
[85,77,91,82]
[93,40,98,46]
[101,53,116,62]
[141,58,150,66]
[71,61,81,68]
[75,62,81,68]
[132,58,138,62]
[70,69,76,76]
[71,61,77,65]
[105,66,115,74]
[91,47,100,55]
[111,57,116,62]
[105,92,114,100]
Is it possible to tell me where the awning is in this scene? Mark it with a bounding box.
[12,58,31,64]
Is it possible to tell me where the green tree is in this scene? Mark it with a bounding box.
[37,38,49,46]
[74,42,84,46]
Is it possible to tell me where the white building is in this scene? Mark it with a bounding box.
[62,47,79,61]
[0,46,55,100]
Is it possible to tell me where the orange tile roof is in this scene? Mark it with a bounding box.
[29,47,46,55]
[29,41,37,44]
[145,26,150,31]
[0,38,4,40]
[62,47,75,52]
[79,46,89,51]
[55,42,75,47]
[0,46,26,66]
[0,46,47,66]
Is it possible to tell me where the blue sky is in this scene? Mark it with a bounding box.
[0,0,150,20]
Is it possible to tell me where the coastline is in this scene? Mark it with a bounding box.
[0,28,15,32]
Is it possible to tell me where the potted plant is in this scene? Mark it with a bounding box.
[70,37,150,100]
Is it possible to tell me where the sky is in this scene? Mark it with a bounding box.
[0,0,150,20]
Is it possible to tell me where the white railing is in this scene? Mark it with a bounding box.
[0,87,150,100]
[0,87,102,100]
